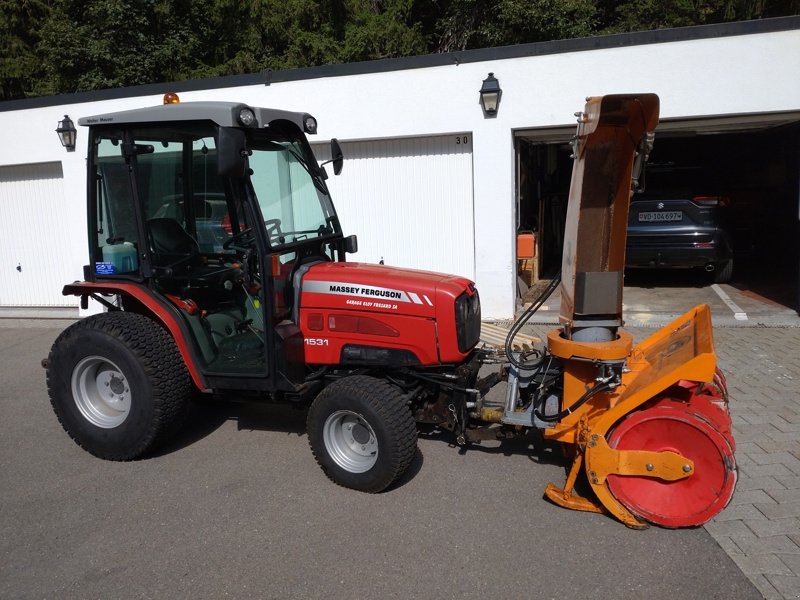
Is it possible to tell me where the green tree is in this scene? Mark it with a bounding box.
[10,0,800,99]
[436,0,597,52]
[190,0,426,74]
[0,0,50,100]
[598,0,704,31]
[711,0,800,20]
[35,0,209,95]
[343,0,428,61]
[598,0,800,33]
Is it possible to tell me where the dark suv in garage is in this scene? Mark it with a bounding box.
[626,194,734,283]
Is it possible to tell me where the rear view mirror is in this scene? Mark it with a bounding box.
[217,127,249,178]
[344,234,358,254]
[330,138,344,175]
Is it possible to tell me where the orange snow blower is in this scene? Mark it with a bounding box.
[538,94,737,528]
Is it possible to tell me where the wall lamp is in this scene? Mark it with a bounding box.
[479,73,502,117]
[56,115,77,151]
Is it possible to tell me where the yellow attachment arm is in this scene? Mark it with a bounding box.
[584,434,694,485]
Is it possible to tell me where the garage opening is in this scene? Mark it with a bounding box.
[515,113,800,312]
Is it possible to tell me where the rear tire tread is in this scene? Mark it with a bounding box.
[47,311,191,460]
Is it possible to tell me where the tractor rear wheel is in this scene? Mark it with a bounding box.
[46,312,191,460]
[307,375,417,493]
[605,401,737,528]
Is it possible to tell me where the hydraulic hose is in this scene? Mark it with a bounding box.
[504,272,561,369]
[534,379,615,423]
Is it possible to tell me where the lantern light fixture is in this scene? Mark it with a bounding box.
[56,115,77,151]
[479,73,502,116]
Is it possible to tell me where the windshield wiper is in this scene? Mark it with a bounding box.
[283,145,329,194]
[274,224,333,245]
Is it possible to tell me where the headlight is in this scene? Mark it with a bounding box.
[455,288,481,353]
[238,108,257,127]
[303,115,317,134]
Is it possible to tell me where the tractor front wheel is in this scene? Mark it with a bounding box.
[46,312,191,460]
[307,375,417,493]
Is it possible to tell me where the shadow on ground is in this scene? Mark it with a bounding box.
[154,398,307,458]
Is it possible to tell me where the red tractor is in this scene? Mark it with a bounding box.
[46,94,736,527]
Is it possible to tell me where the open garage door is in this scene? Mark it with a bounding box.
[313,134,475,280]
[0,162,80,307]
[515,112,800,311]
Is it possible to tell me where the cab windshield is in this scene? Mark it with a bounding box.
[246,124,340,248]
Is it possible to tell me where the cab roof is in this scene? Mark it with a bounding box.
[77,101,313,132]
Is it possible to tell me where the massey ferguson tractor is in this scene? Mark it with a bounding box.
[45,93,737,528]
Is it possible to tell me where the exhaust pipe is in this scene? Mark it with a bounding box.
[705,263,715,272]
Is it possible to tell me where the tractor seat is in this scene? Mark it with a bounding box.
[147,218,242,297]
[148,217,200,268]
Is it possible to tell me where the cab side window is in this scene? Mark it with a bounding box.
[94,137,139,276]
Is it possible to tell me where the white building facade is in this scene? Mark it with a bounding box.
[1,18,799,319]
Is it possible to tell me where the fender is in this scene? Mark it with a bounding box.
[62,281,210,392]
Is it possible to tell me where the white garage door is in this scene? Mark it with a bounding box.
[313,134,475,280]
[0,162,79,307]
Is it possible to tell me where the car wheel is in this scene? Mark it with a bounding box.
[713,260,733,284]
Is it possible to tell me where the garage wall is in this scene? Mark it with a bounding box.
[313,134,475,279]
[0,162,80,307]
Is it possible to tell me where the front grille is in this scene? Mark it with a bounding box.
[455,288,481,353]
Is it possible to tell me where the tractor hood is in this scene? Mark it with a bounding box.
[297,262,481,365]
[299,261,475,319]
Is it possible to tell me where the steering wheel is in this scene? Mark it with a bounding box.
[265,218,283,242]
[223,227,255,251]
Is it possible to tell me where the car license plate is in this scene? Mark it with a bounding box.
[639,211,682,222]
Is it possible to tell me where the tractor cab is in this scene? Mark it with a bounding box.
[79,101,349,390]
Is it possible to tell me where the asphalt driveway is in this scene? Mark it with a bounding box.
[0,324,759,599]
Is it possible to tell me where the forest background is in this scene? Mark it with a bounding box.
[2,0,798,100]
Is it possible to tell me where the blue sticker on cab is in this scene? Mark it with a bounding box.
[95,262,116,275]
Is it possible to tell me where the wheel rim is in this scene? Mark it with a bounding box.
[322,410,378,473]
[71,356,132,429]
[606,404,737,527]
